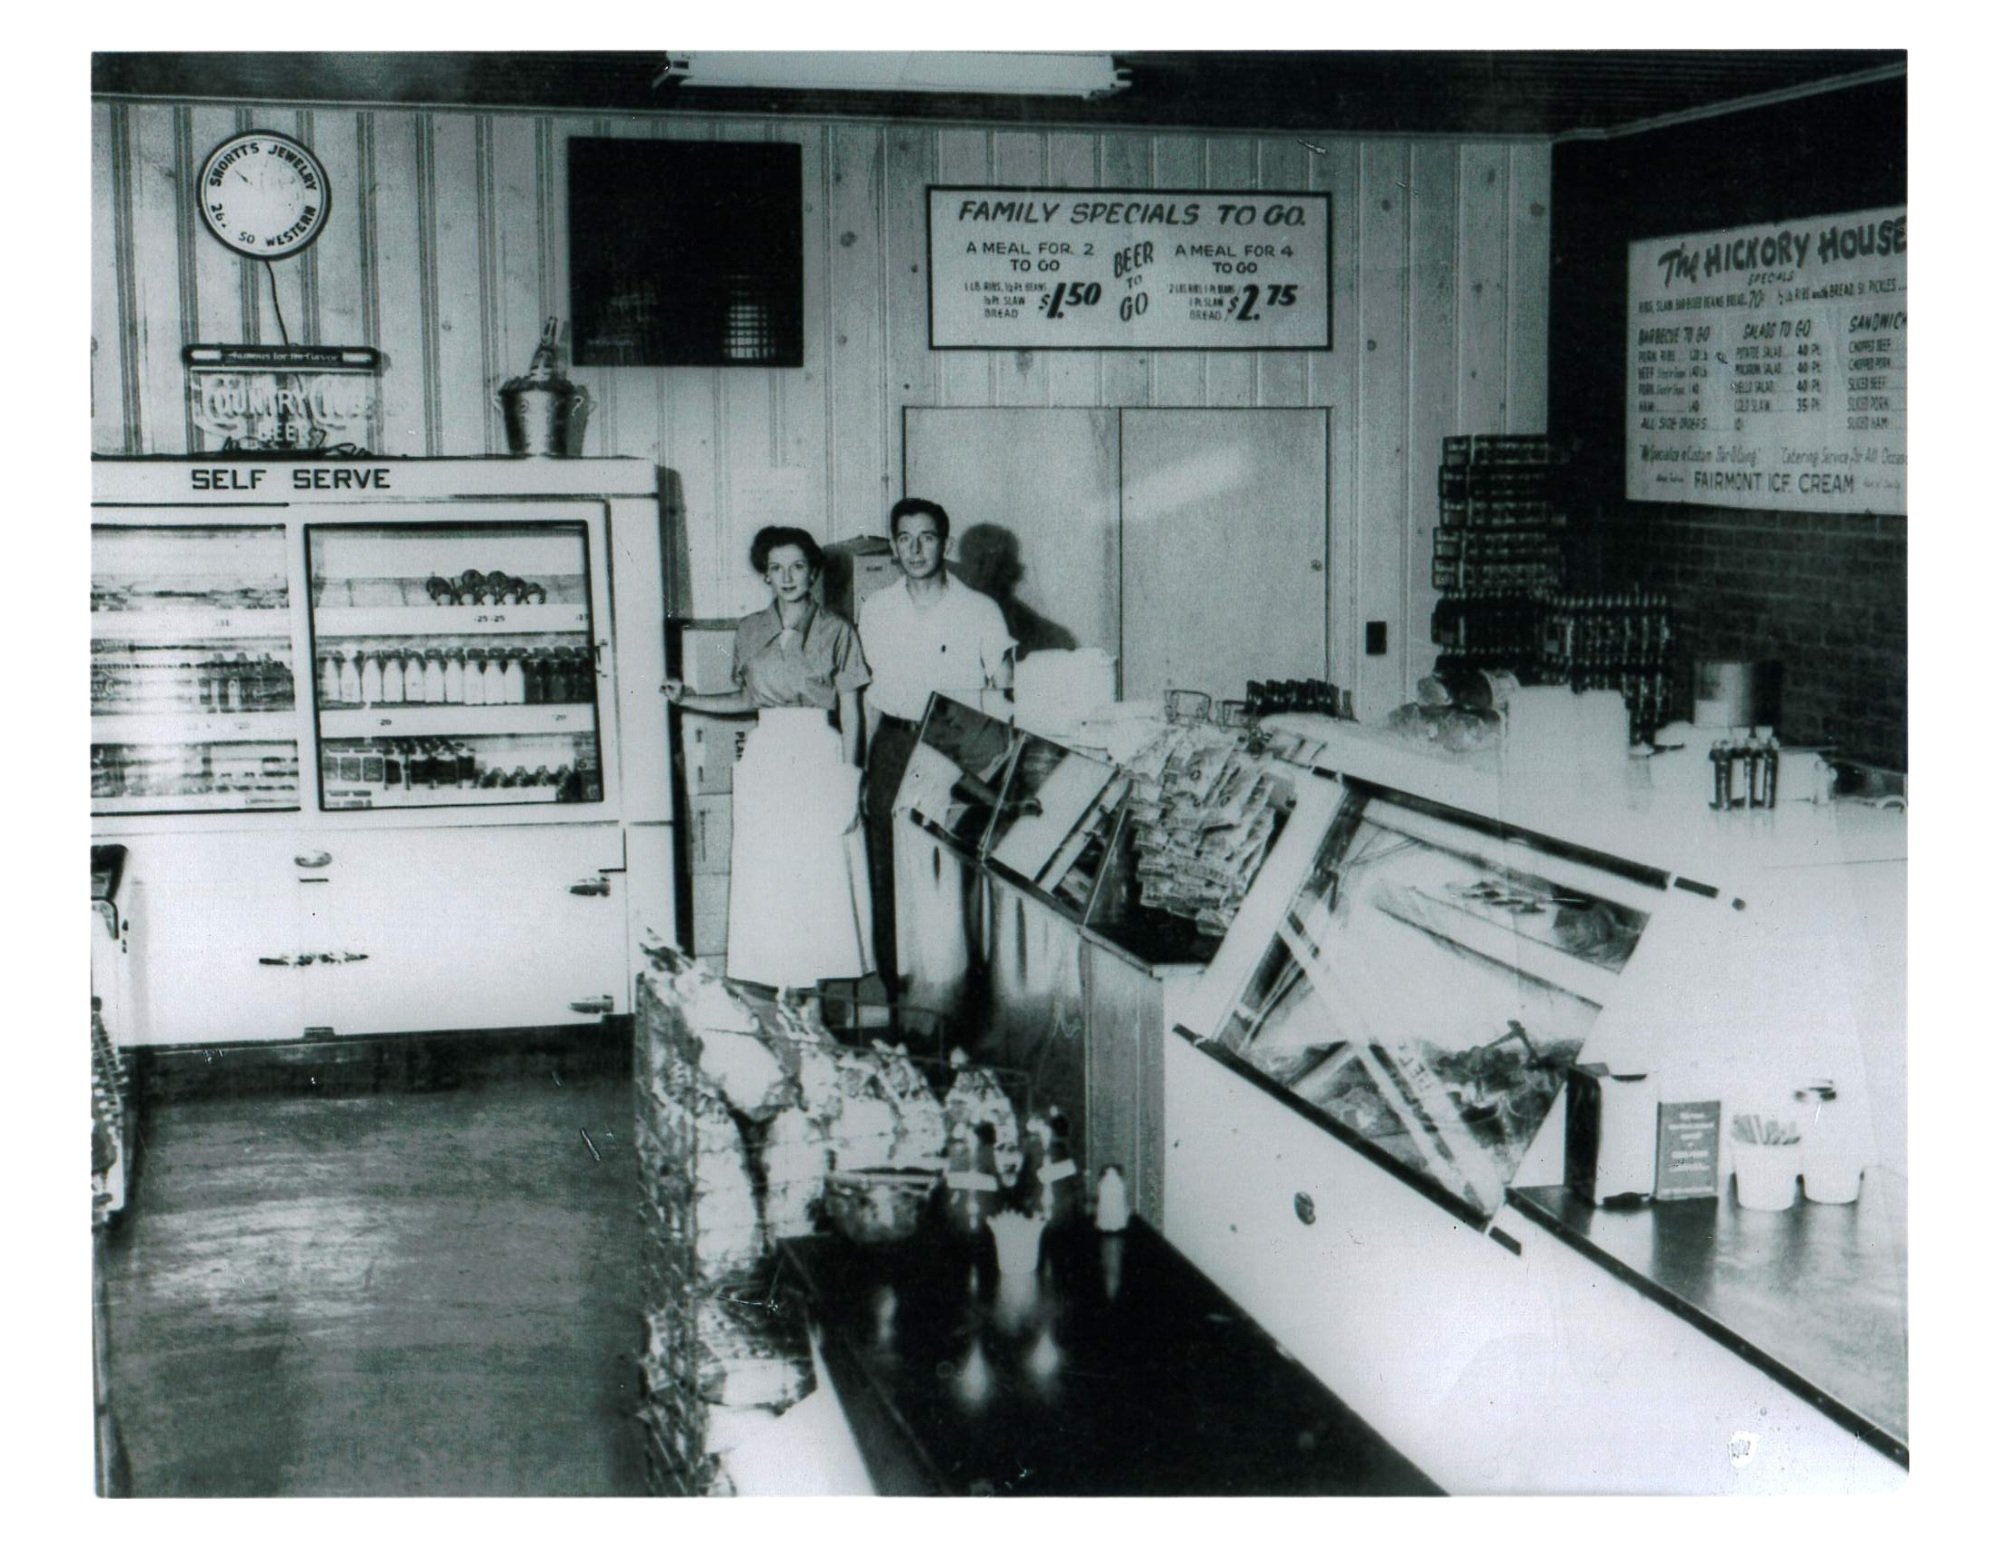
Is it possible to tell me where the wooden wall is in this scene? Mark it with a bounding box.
[92,98,1551,712]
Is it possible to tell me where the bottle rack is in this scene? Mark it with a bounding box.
[1429,435,1567,673]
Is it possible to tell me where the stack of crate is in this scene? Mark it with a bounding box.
[1429,434,1566,674]
[632,955,815,1496]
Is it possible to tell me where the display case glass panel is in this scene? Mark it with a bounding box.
[91,524,301,813]
[1084,726,1292,966]
[896,693,1017,852]
[1212,789,1654,1219]
[306,522,605,811]
[983,731,1125,917]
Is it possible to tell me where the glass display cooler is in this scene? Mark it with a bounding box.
[89,459,672,1048]
[1163,734,1908,1493]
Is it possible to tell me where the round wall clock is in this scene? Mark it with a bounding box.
[197,131,332,259]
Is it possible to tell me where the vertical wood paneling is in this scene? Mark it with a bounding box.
[935,129,992,407]
[95,100,1552,652]
[1044,133,1101,406]
[1357,142,1413,718]
[647,116,721,608]
[883,124,939,500]
[367,112,428,456]
[1149,136,1205,407]
[1407,141,1462,695]
[828,122,890,536]
[1458,143,1511,431]
[1506,144,1552,433]
[186,106,246,370]
[785,123,834,542]
[991,131,1049,408]
[306,112,369,374]
[487,115,547,445]
[1201,136,1259,408]
[427,114,486,453]
[1254,137,1314,408]
[128,106,191,453]
[1097,133,1155,406]
[91,103,129,453]
[1323,139,1364,693]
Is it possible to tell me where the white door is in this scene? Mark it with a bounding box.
[1118,409,1329,704]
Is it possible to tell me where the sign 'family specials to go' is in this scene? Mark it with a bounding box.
[928,187,1331,350]
[1627,206,1906,516]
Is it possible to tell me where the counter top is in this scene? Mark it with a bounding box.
[1508,1175,1906,1465]
[779,1219,1439,1496]
[1275,716,1906,898]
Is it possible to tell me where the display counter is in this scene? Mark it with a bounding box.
[1163,719,1906,1493]
[1509,1178,1906,1463]
[778,1218,1438,1496]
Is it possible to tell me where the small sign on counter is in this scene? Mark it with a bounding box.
[1654,1100,1723,1200]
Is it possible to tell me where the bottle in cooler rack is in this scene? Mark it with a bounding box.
[321,650,342,706]
[338,650,362,705]
[422,649,445,704]
[383,739,402,792]
[360,649,383,706]
[381,649,405,705]
[522,647,543,704]
[455,742,477,787]
[442,647,465,705]
[497,648,524,704]
[360,739,385,787]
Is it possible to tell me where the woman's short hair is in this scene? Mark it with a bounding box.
[750,525,825,576]
[889,496,950,545]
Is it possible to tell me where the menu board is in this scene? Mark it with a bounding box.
[928,187,1330,350]
[1626,206,1906,515]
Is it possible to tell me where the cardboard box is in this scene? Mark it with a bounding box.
[688,794,734,875]
[681,717,749,796]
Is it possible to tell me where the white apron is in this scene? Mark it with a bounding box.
[726,707,875,989]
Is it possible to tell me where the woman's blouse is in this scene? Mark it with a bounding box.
[732,602,871,710]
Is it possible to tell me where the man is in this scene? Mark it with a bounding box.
[859,497,1015,994]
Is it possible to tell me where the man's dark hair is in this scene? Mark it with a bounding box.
[889,497,950,545]
[749,525,825,576]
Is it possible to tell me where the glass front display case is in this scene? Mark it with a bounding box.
[1084,725,1293,966]
[982,731,1126,917]
[91,524,301,813]
[1210,785,1658,1219]
[305,522,606,811]
[896,693,1018,853]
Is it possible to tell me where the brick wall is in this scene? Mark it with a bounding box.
[1606,503,1906,767]
[1549,72,1907,770]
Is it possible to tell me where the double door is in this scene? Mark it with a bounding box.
[904,407,1330,705]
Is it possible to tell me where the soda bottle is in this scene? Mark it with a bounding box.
[498,648,524,704]
[338,650,362,705]
[360,649,383,706]
[321,651,342,706]
[443,648,466,705]
[381,649,405,705]
[421,649,445,704]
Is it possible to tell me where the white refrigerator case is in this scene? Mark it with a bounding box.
[90,458,674,1046]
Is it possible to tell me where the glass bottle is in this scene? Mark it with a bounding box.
[1795,1080,1862,1203]
[498,648,524,704]
[360,648,384,706]
[421,649,446,704]
[338,650,362,705]
[522,647,544,705]
[443,647,466,705]
[381,649,405,706]
[320,650,342,706]
[383,740,403,792]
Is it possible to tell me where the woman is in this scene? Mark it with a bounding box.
[663,527,874,994]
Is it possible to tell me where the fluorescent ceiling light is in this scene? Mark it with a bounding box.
[656,52,1130,99]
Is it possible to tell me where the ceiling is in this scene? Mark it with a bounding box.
[93,51,1904,138]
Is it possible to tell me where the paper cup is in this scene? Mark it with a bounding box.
[1732,1141,1800,1211]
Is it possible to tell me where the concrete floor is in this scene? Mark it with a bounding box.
[95,1065,643,1496]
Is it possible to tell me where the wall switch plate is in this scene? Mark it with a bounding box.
[1365,621,1388,656]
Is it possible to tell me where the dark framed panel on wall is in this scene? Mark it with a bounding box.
[567,139,804,368]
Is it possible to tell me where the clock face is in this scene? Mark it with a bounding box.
[198,132,331,259]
